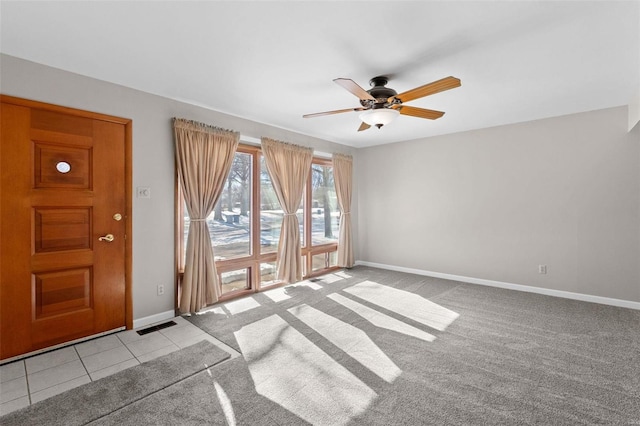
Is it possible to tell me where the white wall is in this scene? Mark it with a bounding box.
[3,53,638,316]
[357,107,640,303]
[0,54,356,322]
[630,88,640,132]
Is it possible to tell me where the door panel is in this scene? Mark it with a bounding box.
[34,142,92,189]
[34,207,92,252]
[1,98,130,360]
[33,267,92,316]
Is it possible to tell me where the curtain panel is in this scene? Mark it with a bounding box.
[261,137,313,284]
[174,118,239,313]
[332,153,354,267]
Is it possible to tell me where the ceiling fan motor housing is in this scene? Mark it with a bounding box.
[360,76,398,108]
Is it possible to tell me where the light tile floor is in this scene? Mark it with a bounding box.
[0,316,238,416]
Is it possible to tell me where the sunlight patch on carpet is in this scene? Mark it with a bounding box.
[327,293,436,342]
[235,314,376,426]
[316,273,345,284]
[294,281,323,290]
[214,381,236,426]
[288,304,401,382]
[334,271,352,279]
[263,287,291,303]
[197,306,226,316]
[224,297,261,315]
[343,281,459,331]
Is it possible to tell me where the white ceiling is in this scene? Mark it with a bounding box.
[1,1,638,148]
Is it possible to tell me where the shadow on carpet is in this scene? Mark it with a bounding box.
[182,265,640,425]
[186,267,458,352]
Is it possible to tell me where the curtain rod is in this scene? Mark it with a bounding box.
[240,135,332,158]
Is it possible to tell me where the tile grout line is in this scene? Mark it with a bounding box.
[23,360,32,407]
[73,345,92,382]
[25,346,93,404]
[79,335,144,380]
[116,333,145,365]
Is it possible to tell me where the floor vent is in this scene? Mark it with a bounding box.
[136,320,177,336]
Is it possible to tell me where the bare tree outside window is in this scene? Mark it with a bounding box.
[184,152,253,263]
[311,164,339,246]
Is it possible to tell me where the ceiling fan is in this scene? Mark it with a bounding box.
[303,75,461,131]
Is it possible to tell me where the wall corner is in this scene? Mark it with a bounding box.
[629,88,640,132]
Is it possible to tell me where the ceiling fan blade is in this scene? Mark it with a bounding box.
[333,78,375,101]
[390,76,461,103]
[303,107,365,118]
[396,105,445,120]
[357,122,371,132]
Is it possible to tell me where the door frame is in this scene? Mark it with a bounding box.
[1,95,133,330]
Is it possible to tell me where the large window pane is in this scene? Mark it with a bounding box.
[184,152,252,261]
[260,156,280,253]
[212,152,252,259]
[260,156,303,253]
[311,164,339,246]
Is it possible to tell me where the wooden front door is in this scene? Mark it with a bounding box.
[0,96,132,361]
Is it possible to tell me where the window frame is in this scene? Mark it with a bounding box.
[175,143,340,305]
[302,156,339,277]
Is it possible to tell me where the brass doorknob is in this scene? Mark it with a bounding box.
[98,234,115,242]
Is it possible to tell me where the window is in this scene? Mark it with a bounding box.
[311,163,339,246]
[211,151,252,260]
[302,157,338,276]
[177,144,339,302]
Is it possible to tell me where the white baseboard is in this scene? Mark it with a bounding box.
[132,310,177,330]
[355,261,640,311]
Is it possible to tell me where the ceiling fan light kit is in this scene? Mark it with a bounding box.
[359,108,400,128]
[303,75,461,132]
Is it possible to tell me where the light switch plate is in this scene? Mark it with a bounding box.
[137,186,151,198]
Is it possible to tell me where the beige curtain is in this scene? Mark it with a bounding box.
[174,118,239,313]
[261,137,313,284]
[332,153,354,267]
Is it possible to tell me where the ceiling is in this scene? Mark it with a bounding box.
[1,1,638,148]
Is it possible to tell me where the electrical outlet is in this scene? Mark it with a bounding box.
[538,265,547,274]
[157,284,165,296]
